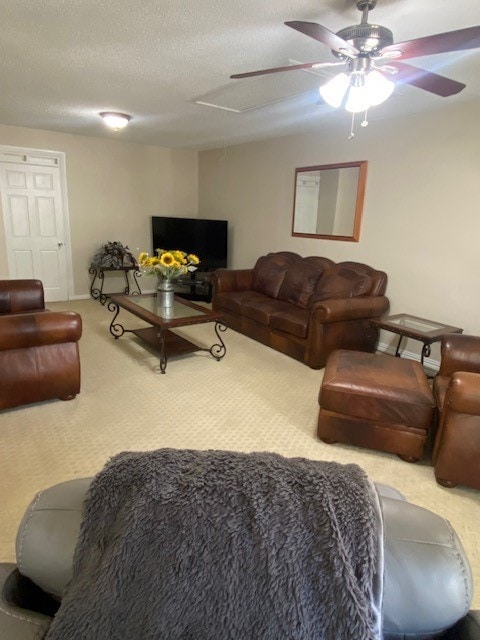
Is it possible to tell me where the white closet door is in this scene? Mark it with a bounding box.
[0,158,68,301]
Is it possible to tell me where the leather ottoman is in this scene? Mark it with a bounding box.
[318,350,435,461]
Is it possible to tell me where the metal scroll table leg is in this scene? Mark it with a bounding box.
[123,270,130,295]
[209,322,227,360]
[131,269,142,295]
[98,270,108,305]
[421,342,431,366]
[89,268,102,302]
[158,329,167,374]
[107,301,126,338]
[394,334,403,357]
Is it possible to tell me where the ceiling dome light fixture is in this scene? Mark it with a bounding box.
[99,112,131,131]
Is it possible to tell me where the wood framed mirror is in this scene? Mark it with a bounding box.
[291,160,367,242]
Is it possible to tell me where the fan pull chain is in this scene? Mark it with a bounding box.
[361,109,369,127]
[348,113,356,139]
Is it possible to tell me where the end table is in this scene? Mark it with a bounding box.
[372,313,463,367]
[89,266,142,305]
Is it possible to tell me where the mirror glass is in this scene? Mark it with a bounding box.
[291,161,367,242]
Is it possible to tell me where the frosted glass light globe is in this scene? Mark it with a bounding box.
[99,112,131,130]
[319,73,350,108]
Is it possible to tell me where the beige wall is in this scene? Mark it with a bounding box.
[2,103,479,357]
[0,125,198,296]
[198,101,480,359]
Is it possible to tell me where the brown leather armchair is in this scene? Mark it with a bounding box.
[0,280,82,411]
[432,334,480,490]
[0,279,45,315]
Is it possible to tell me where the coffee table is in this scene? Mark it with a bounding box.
[372,313,463,366]
[108,293,227,373]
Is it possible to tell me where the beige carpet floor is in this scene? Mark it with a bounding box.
[1,298,479,607]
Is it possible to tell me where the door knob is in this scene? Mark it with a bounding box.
[58,242,64,248]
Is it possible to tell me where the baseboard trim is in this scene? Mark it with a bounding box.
[377,340,439,376]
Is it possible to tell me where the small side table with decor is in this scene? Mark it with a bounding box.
[89,265,142,305]
[89,241,142,305]
[372,313,463,368]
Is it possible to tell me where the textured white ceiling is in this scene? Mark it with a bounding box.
[1,0,479,149]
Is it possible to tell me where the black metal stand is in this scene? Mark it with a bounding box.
[90,266,141,304]
[173,272,212,302]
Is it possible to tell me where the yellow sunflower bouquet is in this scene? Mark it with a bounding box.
[138,249,200,281]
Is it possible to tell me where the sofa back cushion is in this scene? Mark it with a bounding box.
[252,252,300,298]
[309,263,373,305]
[277,257,334,308]
[339,261,387,297]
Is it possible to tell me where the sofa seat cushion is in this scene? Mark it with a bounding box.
[269,307,310,339]
[252,252,299,299]
[310,264,372,306]
[241,295,294,326]
[277,257,334,308]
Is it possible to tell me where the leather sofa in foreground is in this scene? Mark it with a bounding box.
[0,478,478,639]
[212,251,389,368]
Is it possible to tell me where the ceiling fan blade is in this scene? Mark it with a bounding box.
[230,60,344,79]
[285,21,359,57]
[382,25,480,60]
[390,61,466,97]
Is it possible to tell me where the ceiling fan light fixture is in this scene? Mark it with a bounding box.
[99,112,131,130]
[230,3,480,136]
[321,68,394,113]
[319,72,350,108]
[364,69,395,105]
[345,83,371,113]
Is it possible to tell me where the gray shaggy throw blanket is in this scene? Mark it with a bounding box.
[46,449,384,640]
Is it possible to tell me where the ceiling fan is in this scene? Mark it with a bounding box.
[230,0,480,117]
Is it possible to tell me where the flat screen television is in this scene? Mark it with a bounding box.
[151,216,228,272]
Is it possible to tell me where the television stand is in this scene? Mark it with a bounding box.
[173,272,212,303]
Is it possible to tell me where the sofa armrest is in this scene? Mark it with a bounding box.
[0,280,45,314]
[0,312,82,351]
[0,563,53,640]
[437,334,480,378]
[310,295,390,324]
[441,372,480,415]
[211,269,254,294]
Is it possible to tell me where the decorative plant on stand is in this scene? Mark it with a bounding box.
[91,241,138,269]
[138,249,200,307]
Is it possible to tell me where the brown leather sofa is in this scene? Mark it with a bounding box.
[432,334,480,490]
[0,280,82,411]
[212,251,389,368]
